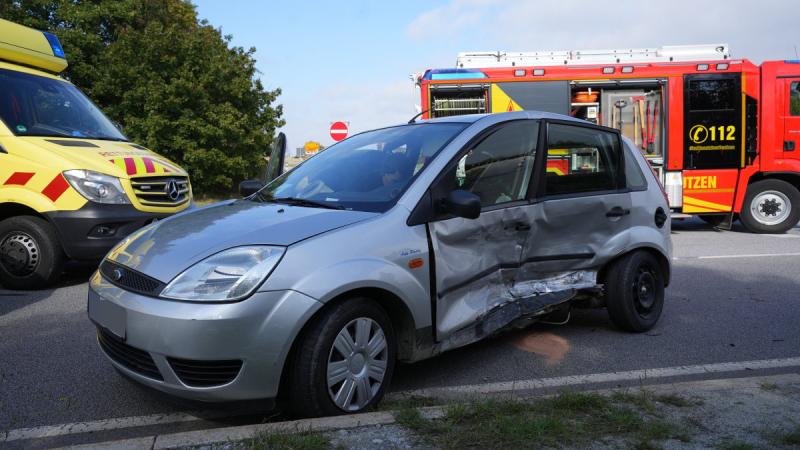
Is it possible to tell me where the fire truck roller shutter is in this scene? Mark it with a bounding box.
[493,82,570,116]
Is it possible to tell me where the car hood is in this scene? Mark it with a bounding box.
[107,200,378,282]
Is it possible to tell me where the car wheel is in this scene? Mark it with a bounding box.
[605,251,665,332]
[739,179,800,234]
[286,297,395,417]
[0,216,64,289]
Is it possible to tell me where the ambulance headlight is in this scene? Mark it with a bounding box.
[63,170,130,204]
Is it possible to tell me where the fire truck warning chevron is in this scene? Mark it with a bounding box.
[415,44,800,233]
[0,19,193,289]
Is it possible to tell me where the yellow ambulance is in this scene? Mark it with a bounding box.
[0,19,192,289]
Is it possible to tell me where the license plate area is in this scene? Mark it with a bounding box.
[88,289,126,340]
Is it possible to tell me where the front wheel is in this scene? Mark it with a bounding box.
[605,251,665,332]
[739,179,800,234]
[0,216,65,289]
[285,297,396,417]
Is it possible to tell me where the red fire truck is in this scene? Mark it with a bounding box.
[414,44,800,233]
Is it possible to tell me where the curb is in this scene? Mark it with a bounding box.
[63,407,446,450]
[58,372,800,450]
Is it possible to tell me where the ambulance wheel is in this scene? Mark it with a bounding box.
[605,251,664,332]
[740,179,800,234]
[0,216,64,289]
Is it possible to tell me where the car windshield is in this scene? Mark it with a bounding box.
[0,68,127,141]
[253,122,468,213]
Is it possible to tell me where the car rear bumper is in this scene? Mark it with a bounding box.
[87,270,322,401]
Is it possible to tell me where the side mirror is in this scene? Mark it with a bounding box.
[113,121,124,133]
[442,190,481,219]
[239,179,264,197]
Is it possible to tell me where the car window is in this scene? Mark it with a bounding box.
[623,142,648,190]
[453,120,539,207]
[254,123,467,213]
[544,123,622,196]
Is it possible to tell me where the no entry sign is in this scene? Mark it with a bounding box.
[329,121,349,142]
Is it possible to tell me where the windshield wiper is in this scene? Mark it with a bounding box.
[270,197,344,210]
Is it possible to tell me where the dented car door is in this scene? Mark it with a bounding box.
[428,120,539,348]
[517,122,632,288]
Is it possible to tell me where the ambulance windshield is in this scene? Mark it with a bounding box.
[0,68,127,141]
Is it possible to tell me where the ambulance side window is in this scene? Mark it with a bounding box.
[791,82,800,116]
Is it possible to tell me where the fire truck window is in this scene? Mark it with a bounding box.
[791,82,800,116]
[687,78,738,111]
[544,124,622,196]
[455,120,539,207]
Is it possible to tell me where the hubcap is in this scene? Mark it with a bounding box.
[751,190,791,226]
[0,232,40,276]
[327,317,388,412]
[633,265,657,315]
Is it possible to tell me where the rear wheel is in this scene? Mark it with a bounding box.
[739,179,800,234]
[286,297,395,417]
[0,216,64,289]
[605,251,665,332]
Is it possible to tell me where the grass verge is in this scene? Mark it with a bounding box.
[244,430,330,450]
[393,391,691,449]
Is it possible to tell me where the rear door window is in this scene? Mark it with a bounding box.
[543,123,623,196]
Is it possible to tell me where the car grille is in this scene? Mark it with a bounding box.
[100,260,165,296]
[168,357,243,387]
[97,327,163,381]
[130,176,190,207]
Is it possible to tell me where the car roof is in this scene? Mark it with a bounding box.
[415,110,590,125]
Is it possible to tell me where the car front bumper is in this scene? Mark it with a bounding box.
[87,270,323,401]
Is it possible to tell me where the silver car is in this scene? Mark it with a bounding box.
[88,111,671,416]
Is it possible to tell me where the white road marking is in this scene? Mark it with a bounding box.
[392,357,800,398]
[674,252,800,260]
[7,357,800,443]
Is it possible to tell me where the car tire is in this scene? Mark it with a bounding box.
[739,179,800,234]
[285,297,396,417]
[0,216,64,289]
[605,251,665,332]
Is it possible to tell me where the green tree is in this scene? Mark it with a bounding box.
[1,0,284,194]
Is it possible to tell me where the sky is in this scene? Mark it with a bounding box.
[192,0,799,152]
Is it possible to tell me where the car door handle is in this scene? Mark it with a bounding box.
[505,221,531,231]
[606,206,631,218]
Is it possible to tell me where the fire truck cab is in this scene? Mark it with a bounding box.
[0,19,193,289]
[415,44,800,233]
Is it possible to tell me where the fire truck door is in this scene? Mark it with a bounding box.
[783,79,800,156]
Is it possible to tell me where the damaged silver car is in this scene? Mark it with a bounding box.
[88,111,671,417]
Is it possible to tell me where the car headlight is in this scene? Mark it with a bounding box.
[160,246,285,302]
[63,170,130,204]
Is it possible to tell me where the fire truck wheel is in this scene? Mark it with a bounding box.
[740,179,800,234]
[605,250,664,332]
[0,216,65,290]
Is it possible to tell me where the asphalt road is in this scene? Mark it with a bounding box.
[2,218,800,444]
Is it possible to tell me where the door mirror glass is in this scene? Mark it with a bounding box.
[442,189,481,219]
[264,132,287,183]
[239,179,264,197]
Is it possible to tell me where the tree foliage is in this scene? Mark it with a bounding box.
[1,0,284,194]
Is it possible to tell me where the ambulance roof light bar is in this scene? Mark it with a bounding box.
[456,44,730,69]
[0,18,68,73]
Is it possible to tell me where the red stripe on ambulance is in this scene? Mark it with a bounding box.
[4,172,35,186]
[42,174,70,202]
